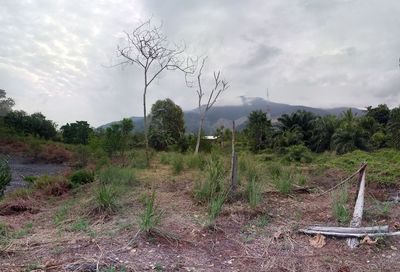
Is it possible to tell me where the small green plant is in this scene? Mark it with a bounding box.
[23,176,37,183]
[69,169,94,188]
[268,163,283,180]
[246,176,262,208]
[95,184,118,213]
[297,174,308,186]
[71,218,90,232]
[208,193,226,226]
[54,205,69,226]
[256,214,269,227]
[194,156,225,203]
[0,156,12,196]
[171,154,184,174]
[331,185,350,224]
[272,171,293,195]
[139,191,161,233]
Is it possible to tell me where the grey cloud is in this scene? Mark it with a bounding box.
[0,0,400,127]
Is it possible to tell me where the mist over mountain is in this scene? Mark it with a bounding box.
[99,97,365,134]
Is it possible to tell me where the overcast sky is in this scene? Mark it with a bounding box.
[1,0,400,127]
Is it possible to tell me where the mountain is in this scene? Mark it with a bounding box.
[99,97,365,134]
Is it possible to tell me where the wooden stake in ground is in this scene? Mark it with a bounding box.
[230,120,238,193]
[347,163,367,248]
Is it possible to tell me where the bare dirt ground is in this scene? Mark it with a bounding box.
[0,164,399,272]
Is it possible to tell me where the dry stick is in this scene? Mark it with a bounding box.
[300,229,400,238]
[306,225,389,234]
[316,164,366,197]
[347,164,367,248]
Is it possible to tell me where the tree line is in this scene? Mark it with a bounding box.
[245,104,400,155]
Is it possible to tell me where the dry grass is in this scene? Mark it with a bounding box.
[0,154,399,271]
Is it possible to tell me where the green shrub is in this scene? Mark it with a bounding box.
[98,166,137,186]
[285,144,313,163]
[171,154,184,174]
[139,191,162,233]
[0,157,12,196]
[331,185,350,225]
[69,170,94,188]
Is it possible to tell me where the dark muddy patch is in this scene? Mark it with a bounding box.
[4,155,69,194]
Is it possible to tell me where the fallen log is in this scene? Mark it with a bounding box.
[347,163,367,248]
[306,225,389,234]
[299,229,400,238]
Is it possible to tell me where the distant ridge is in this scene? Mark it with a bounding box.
[99,97,365,133]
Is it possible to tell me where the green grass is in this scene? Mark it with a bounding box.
[98,166,137,187]
[171,154,184,174]
[313,149,400,185]
[95,184,118,213]
[139,191,161,233]
[331,185,350,225]
[71,218,89,232]
[194,155,225,203]
[271,171,293,195]
[208,193,226,226]
[186,153,206,170]
[246,176,262,208]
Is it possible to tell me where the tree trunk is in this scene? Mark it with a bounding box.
[143,85,150,166]
[194,115,204,154]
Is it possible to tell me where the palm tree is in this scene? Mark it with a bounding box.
[310,115,338,152]
[332,109,368,154]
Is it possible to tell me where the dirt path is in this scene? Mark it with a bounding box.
[4,155,69,194]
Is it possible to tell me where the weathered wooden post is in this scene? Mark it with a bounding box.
[347,163,367,248]
[230,120,238,193]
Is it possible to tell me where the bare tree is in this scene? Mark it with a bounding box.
[116,20,193,163]
[191,57,229,154]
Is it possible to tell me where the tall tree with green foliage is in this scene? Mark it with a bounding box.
[388,107,400,149]
[310,115,338,152]
[4,111,56,140]
[366,104,390,125]
[245,110,271,152]
[277,110,317,146]
[0,89,15,117]
[148,99,185,150]
[103,118,134,156]
[61,121,93,145]
[332,109,368,154]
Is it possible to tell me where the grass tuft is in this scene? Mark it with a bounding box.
[139,191,162,233]
[331,185,350,225]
